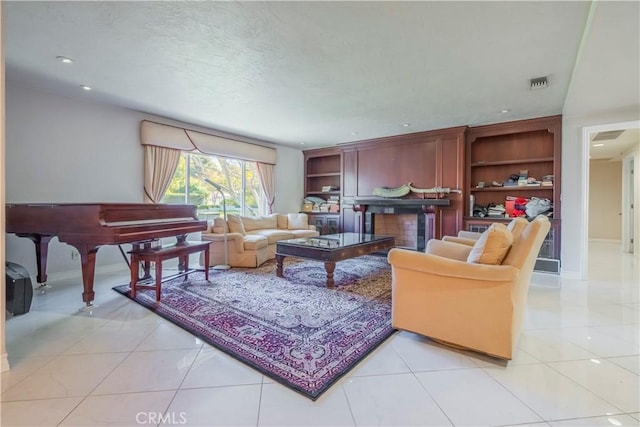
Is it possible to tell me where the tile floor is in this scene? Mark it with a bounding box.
[1,241,638,426]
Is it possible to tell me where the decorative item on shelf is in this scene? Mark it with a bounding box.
[476,181,486,188]
[321,185,338,192]
[302,202,314,212]
[490,181,504,187]
[372,183,411,198]
[408,184,462,198]
[373,182,462,198]
[328,204,340,213]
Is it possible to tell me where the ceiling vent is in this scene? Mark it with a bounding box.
[530,76,548,90]
[592,130,625,141]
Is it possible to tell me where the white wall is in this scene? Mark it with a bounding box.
[561,111,639,274]
[5,80,303,280]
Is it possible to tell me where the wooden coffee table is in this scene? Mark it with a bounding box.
[275,232,395,287]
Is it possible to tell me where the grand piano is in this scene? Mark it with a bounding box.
[5,203,208,306]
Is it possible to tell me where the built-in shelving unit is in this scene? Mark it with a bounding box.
[303,148,342,201]
[465,115,562,271]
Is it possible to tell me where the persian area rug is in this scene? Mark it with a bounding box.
[113,255,394,400]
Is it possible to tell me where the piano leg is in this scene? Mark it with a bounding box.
[74,244,99,307]
[17,233,53,284]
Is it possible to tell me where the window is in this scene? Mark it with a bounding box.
[162,152,265,220]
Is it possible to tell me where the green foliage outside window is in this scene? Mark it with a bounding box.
[162,152,264,219]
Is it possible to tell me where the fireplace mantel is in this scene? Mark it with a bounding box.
[348,197,450,207]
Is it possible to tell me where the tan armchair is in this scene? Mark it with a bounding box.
[387,215,551,360]
[442,217,529,246]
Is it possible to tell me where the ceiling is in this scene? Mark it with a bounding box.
[3,1,639,151]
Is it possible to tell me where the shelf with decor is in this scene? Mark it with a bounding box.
[304,148,342,202]
[464,115,562,272]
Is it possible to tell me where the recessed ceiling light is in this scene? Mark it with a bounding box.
[402,123,411,127]
[500,109,510,114]
[56,56,74,64]
[351,131,359,135]
[80,85,92,91]
[593,143,604,147]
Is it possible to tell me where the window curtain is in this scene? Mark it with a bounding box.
[143,145,182,203]
[256,162,276,214]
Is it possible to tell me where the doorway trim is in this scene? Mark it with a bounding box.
[581,120,640,280]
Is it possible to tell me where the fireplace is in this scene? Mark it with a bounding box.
[351,197,450,252]
[372,214,419,250]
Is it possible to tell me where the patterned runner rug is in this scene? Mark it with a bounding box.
[113,255,394,400]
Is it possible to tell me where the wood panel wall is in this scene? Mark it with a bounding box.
[338,126,466,238]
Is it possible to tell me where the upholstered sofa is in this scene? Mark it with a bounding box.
[200,213,319,268]
[388,215,550,360]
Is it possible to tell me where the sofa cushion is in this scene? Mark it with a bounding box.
[211,217,229,234]
[227,214,246,235]
[290,229,319,238]
[242,234,269,251]
[467,223,513,265]
[276,214,289,230]
[241,214,278,232]
[248,229,294,244]
[287,213,309,230]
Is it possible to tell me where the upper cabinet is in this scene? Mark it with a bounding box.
[465,115,562,220]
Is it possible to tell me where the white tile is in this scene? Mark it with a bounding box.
[0,397,83,426]
[470,347,541,367]
[556,326,639,358]
[1,355,54,393]
[342,373,451,426]
[548,414,640,426]
[163,385,261,426]
[1,353,127,401]
[6,327,90,358]
[59,391,175,426]
[389,332,479,371]
[485,364,621,420]
[549,359,639,412]
[517,329,597,362]
[63,322,158,354]
[347,339,411,377]
[415,368,543,426]
[180,347,263,388]
[135,322,204,351]
[92,349,199,395]
[259,382,354,426]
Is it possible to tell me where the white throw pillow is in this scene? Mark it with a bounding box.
[226,214,246,235]
[241,214,278,231]
[287,213,309,230]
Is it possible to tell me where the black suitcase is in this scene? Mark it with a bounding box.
[5,262,34,315]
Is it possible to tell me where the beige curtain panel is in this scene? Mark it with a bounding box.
[140,120,277,164]
[143,145,182,204]
[256,162,276,214]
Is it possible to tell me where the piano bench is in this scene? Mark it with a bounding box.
[129,241,210,301]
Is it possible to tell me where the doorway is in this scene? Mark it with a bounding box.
[581,120,640,280]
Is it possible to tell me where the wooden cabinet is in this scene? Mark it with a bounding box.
[465,115,562,271]
[307,213,340,235]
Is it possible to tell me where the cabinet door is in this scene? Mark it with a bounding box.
[326,216,340,234]
[311,215,326,234]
